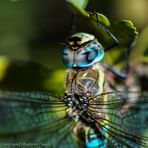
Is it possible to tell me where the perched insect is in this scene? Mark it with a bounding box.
[0,22,148,148]
[62,32,148,147]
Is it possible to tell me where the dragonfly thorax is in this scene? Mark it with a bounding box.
[63,94,88,110]
[64,94,97,124]
[63,94,89,122]
[64,65,105,96]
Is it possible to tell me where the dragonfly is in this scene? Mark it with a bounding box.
[0,31,148,148]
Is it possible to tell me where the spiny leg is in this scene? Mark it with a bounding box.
[92,11,129,79]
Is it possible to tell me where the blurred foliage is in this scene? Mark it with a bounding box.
[0,56,10,81]
[0,57,65,95]
[114,0,148,29]
[66,0,89,16]
[130,27,148,64]
[0,0,147,94]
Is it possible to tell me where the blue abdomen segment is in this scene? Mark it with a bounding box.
[85,138,106,148]
[85,128,107,148]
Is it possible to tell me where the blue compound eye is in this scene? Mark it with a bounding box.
[62,48,74,68]
[87,46,104,63]
[88,50,97,61]
[98,49,104,59]
[73,41,105,68]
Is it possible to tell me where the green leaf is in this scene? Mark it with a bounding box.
[103,20,139,65]
[88,12,113,48]
[109,20,139,48]
[89,12,110,27]
[66,0,89,17]
[67,0,89,8]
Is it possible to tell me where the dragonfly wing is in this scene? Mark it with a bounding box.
[88,91,148,147]
[0,91,79,148]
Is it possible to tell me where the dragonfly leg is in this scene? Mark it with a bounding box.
[67,14,76,37]
[92,11,129,78]
[100,62,128,79]
[91,11,119,51]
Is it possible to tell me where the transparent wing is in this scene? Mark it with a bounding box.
[88,91,148,147]
[0,91,79,148]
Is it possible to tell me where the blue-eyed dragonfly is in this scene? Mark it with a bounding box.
[0,32,148,148]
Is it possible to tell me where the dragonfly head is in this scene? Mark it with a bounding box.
[62,32,104,69]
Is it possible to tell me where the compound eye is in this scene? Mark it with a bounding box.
[62,48,74,68]
[88,50,97,61]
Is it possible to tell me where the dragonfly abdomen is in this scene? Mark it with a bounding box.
[84,127,107,148]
